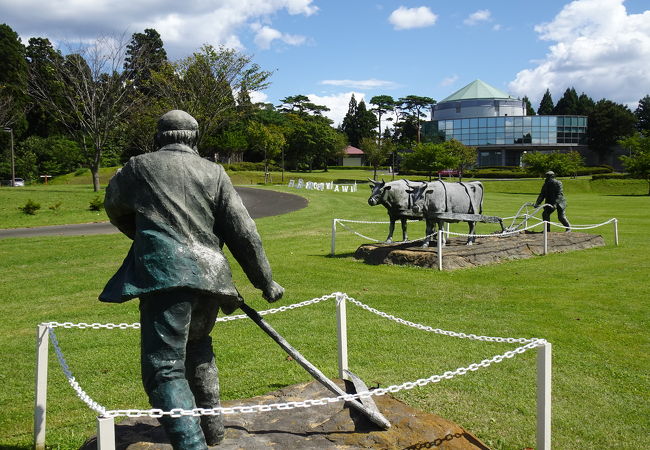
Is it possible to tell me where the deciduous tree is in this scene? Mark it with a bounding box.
[150,44,272,151]
[29,34,141,191]
[588,99,636,163]
[619,133,650,195]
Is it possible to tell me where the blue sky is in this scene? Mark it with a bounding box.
[2,0,649,126]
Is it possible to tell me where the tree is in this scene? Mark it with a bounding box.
[25,37,66,137]
[552,87,579,115]
[284,114,346,171]
[369,95,395,144]
[398,95,435,143]
[341,95,377,147]
[522,96,536,115]
[443,139,476,181]
[588,99,637,162]
[537,89,554,115]
[635,95,650,134]
[619,133,650,195]
[123,28,167,93]
[150,44,272,151]
[17,135,82,177]
[29,35,142,191]
[401,142,454,181]
[576,92,595,116]
[0,24,28,131]
[278,94,329,117]
[341,94,360,146]
[359,137,391,180]
[522,151,584,177]
[246,121,285,183]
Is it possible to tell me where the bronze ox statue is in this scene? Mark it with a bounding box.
[367,179,426,243]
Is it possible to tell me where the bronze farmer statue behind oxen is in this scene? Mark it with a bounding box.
[367,179,427,243]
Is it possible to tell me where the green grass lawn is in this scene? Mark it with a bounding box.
[0,175,648,449]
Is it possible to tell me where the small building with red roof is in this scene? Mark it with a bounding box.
[340,145,365,166]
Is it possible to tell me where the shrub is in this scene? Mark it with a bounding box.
[49,201,62,213]
[592,173,632,180]
[19,199,41,215]
[222,162,281,172]
[89,195,104,211]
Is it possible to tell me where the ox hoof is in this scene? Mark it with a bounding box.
[421,242,430,249]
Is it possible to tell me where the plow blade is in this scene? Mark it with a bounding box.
[240,302,391,429]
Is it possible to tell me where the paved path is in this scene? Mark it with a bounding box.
[0,187,307,239]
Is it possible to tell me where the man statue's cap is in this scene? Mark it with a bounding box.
[545,171,555,177]
[158,110,198,132]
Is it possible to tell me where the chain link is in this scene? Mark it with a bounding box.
[43,292,548,419]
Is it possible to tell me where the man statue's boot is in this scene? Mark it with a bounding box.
[149,379,208,449]
[187,339,225,446]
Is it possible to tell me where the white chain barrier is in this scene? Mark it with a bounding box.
[332,216,618,251]
[43,292,546,419]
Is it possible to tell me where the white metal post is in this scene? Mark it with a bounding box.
[97,416,116,450]
[331,219,337,256]
[34,324,49,450]
[536,342,552,450]
[437,229,443,271]
[613,218,619,246]
[543,222,548,255]
[336,293,349,379]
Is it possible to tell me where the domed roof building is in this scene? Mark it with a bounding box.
[433,79,525,121]
[424,79,588,167]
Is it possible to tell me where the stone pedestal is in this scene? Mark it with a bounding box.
[354,231,605,270]
[81,379,488,449]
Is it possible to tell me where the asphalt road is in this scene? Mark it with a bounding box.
[0,187,308,239]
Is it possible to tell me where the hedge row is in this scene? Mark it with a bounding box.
[326,165,390,170]
[222,162,281,172]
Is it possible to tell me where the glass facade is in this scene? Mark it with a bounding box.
[433,115,587,147]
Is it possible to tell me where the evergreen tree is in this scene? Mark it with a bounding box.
[576,92,595,116]
[341,94,359,146]
[25,37,65,137]
[398,95,435,143]
[0,24,28,130]
[522,96,536,115]
[537,89,554,115]
[553,87,579,115]
[369,95,395,143]
[635,95,650,134]
[124,28,167,92]
[355,100,377,144]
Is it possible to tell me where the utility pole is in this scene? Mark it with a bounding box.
[2,128,14,187]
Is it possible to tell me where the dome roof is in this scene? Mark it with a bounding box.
[440,79,514,102]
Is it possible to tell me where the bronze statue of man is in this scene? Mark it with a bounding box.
[99,110,284,448]
[535,170,571,231]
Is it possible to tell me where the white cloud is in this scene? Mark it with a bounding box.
[389,6,438,30]
[1,0,318,58]
[320,79,399,90]
[440,75,459,87]
[306,92,367,127]
[464,9,492,26]
[509,0,650,107]
[249,90,269,104]
[251,23,307,49]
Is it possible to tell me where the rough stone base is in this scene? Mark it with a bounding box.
[354,231,605,271]
[81,379,487,449]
